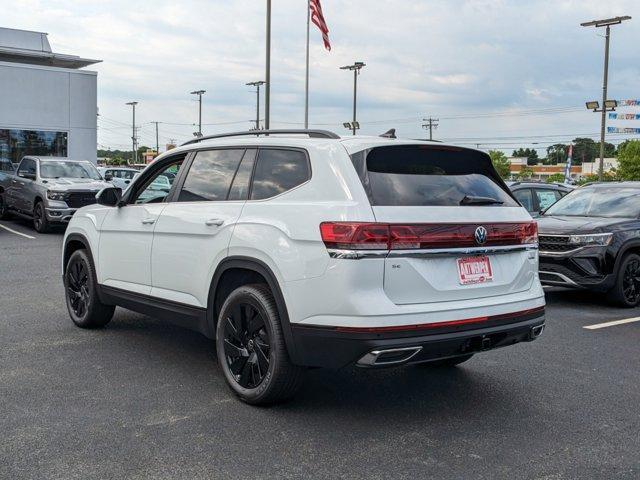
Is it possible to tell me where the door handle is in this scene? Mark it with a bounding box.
[205,218,224,226]
[141,218,156,225]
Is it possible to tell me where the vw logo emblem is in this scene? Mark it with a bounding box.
[474,226,488,245]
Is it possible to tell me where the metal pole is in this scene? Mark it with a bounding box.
[598,25,610,182]
[304,0,310,129]
[198,93,203,136]
[154,121,159,157]
[352,68,357,136]
[132,104,136,164]
[265,0,271,130]
[256,84,261,130]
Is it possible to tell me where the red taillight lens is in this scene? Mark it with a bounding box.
[320,222,537,250]
[320,222,390,250]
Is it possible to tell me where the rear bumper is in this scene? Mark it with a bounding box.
[290,307,545,368]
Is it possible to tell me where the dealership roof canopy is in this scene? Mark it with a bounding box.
[0,27,101,69]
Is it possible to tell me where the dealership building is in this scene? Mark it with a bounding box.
[0,27,101,164]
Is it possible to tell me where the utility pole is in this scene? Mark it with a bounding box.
[151,121,160,158]
[340,62,366,135]
[581,15,631,181]
[422,117,439,141]
[246,81,266,130]
[125,101,138,165]
[265,0,272,130]
[190,90,206,137]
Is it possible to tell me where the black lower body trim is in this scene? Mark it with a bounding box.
[290,314,545,369]
[99,285,211,337]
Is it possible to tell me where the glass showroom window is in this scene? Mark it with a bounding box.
[0,129,68,164]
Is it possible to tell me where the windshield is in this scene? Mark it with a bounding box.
[544,186,640,218]
[40,161,101,180]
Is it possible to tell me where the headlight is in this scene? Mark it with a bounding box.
[568,233,613,246]
[47,191,66,201]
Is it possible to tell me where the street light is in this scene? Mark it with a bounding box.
[246,81,266,130]
[340,62,366,135]
[581,15,631,181]
[190,90,206,137]
[125,101,138,165]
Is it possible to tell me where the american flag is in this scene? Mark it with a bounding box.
[310,0,331,51]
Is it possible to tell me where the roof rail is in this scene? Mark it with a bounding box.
[181,129,340,146]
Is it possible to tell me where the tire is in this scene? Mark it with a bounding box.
[33,201,51,233]
[608,253,640,308]
[0,193,9,220]
[417,354,474,368]
[64,249,115,328]
[216,283,305,405]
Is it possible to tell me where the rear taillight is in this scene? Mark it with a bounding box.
[320,222,537,250]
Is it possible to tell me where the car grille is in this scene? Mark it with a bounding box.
[64,191,98,208]
[539,235,575,252]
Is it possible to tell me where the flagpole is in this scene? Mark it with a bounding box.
[304,0,310,129]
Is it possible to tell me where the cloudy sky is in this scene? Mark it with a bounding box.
[5,0,640,154]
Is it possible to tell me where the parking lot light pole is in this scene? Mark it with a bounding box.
[340,62,366,135]
[581,15,631,181]
[125,101,138,165]
[190,90,206,137]
[265,0,271,130]
[246,81,266,130]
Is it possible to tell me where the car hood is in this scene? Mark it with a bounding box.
[43,178,111,191]
[537,215,627,235]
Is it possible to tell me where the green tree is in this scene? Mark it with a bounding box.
[594,141,616,158]
[517,166,535,180]
[512,148,539,166]
[489,150,511,178]
[546,173,566,184]
[545,144,568,165]
[617,140,640,180]
[571,138,597,165]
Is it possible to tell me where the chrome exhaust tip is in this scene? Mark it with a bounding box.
[530,324,544,340]
[357,346,422,367]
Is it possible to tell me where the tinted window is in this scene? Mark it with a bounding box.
[353,145,517,207]
[228,149,256,201]
[251,149,310,200]
[0,129,67,164]
[535,189,561,211]
[18,158,36,175]
[513,189,534,212]
[544,187,640,218]
[134,160,184,204]
[178,149,245,202]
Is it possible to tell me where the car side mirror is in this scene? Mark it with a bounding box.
[104,173,113,181]
[96,187,123,207]
[18,171,36,180]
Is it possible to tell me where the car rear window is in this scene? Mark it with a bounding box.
[351,145,517,207]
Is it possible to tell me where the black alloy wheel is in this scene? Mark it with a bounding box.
[621,257,640,305]
[216,284,304,405]
[223,303,271,389]
[67,257,90,318]
[64,249,114,328]
[33,202,50,233]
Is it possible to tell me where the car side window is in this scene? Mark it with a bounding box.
[513,188,534,212]
[177,149,245,202]
[132,161,183,204]
[535,189,561,211]
[18,158,36,175]
[250,149,310,200]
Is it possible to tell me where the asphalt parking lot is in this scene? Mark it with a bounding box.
[1,218,639,480]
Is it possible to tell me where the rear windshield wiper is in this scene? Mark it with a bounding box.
[460,195,504,206]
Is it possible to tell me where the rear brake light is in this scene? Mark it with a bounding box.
[320,222,537,250]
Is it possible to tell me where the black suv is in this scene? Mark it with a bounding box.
[537,182,640,307]
[508,181,573,216]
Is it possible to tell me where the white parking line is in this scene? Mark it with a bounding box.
[0,222,35,239]
[584,317,640,330]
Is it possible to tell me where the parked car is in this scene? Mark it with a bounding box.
[537,182,640,307]
[0,156,112,232]
[62,130,545,405]
[508,181,573,216]
[97,167,139,191]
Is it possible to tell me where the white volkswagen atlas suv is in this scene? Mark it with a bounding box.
[62,129,545,405]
